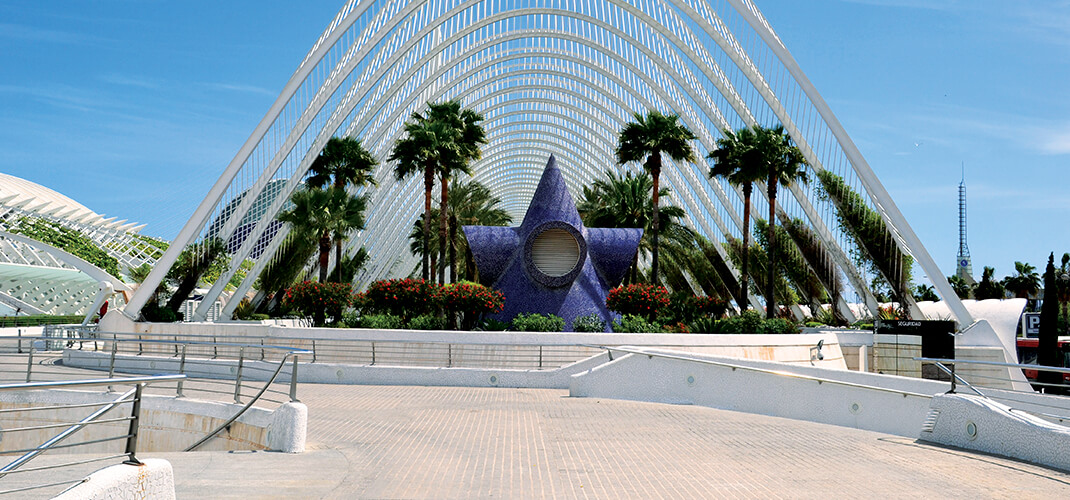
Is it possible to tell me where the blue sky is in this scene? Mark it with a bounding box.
[0,1,1066,281]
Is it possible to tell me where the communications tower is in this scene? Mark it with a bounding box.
[956,164,975,284]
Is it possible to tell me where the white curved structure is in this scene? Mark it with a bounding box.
[128,0,972,329]
[0,175,153,315]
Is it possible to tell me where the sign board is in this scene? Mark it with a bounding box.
[875,319,956,381]
[875,320,956,359]
[1022,312,1041,338]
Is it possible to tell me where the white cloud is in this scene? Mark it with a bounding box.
[205,83,276,97]
[1037,125,1070,155]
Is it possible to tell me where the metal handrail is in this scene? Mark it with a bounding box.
[184,352,302,451]
[916,357,1070,425]
[598,346,934,399]
[914,356,1070,375]
[0,374,185,480]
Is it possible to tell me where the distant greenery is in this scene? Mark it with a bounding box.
[0,315,84,327]
[11,218,121,278]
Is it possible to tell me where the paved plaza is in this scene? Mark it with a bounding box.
[149,383,1070,498]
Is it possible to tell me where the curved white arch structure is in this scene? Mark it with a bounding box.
[125,0,971,328]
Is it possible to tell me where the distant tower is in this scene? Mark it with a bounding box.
[956,164,975,284]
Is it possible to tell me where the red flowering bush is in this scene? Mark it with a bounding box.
[438,282,505,330]
[362,278,440,319]
[282,281,353,327]
[606,284,670,320]
[693,296,729,319]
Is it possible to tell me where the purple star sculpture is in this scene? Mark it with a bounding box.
[463,155,642,331]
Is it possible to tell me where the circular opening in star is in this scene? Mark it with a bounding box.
[530,228,580,277]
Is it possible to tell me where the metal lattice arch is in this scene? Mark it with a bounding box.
[125,0,973,328]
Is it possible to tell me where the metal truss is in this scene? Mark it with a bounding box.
[125,0,971,327]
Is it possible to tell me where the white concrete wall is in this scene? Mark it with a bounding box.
[0,389,306,454]
[570,349,938,437]
[53,459,175,500]
[921,394,1070,472]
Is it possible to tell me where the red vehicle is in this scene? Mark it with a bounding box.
[1015,337,1070,385]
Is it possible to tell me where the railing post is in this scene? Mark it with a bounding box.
[25,346,34,383]
[176,344,187,398]
[123,383,145,465]
[174,335,179,356]
[311,340,317,363]
[949,362,957,393]
[260,339,265,361]
[539,346,543,369]
[108,341,118,392]
[289,355,299,402]
[137,334,143,356]
[448,344,453,368]
[370,342,376,366]
[16,328,21,354]
[233,347,245,404]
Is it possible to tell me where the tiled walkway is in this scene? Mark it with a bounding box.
[176,383,1070,499]
[8,381,1070,498]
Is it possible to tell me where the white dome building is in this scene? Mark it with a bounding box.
[0,174,162,316]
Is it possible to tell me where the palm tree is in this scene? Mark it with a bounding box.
[277,187,367,283]
[307,136,379,190]
[577,169,694,284]
[755,125,808,318]
[164,238,227,314]
[446,179,511,281]
[390,101,485,284]
[616,111,696,285]
[1003,261,1041,299]
[708,126,765,311]
[426,101,486,284]
[307,136,378,281]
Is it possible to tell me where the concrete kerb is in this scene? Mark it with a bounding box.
[52,458,175,500]
[0,388,306,454]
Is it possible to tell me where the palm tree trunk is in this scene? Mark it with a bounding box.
[423,166,434,283]
[740,183,752,311]
[767,177,777,319]
[650,154,661,286]
[449,212,458,284]
[439,175,449,285]
[318,231,331,283]
[335,239,343,283]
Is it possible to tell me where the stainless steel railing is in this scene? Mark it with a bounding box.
[0,375,184,497]
[599,345,935,399]
[916,357,1070,425]
[0,334,307,409]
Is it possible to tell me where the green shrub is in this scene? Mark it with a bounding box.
[759,318,800,334]
[511,313,565,332]
[804,321,824,328]
[141,302,183,323]
[688,317,718,333]
[476,318,510,331]
[572,313,606,332]
[407,314,447,330]
[359,313,404,329]
[612,314,664,333]
[735,310,765,333]
[606,284,670,320]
